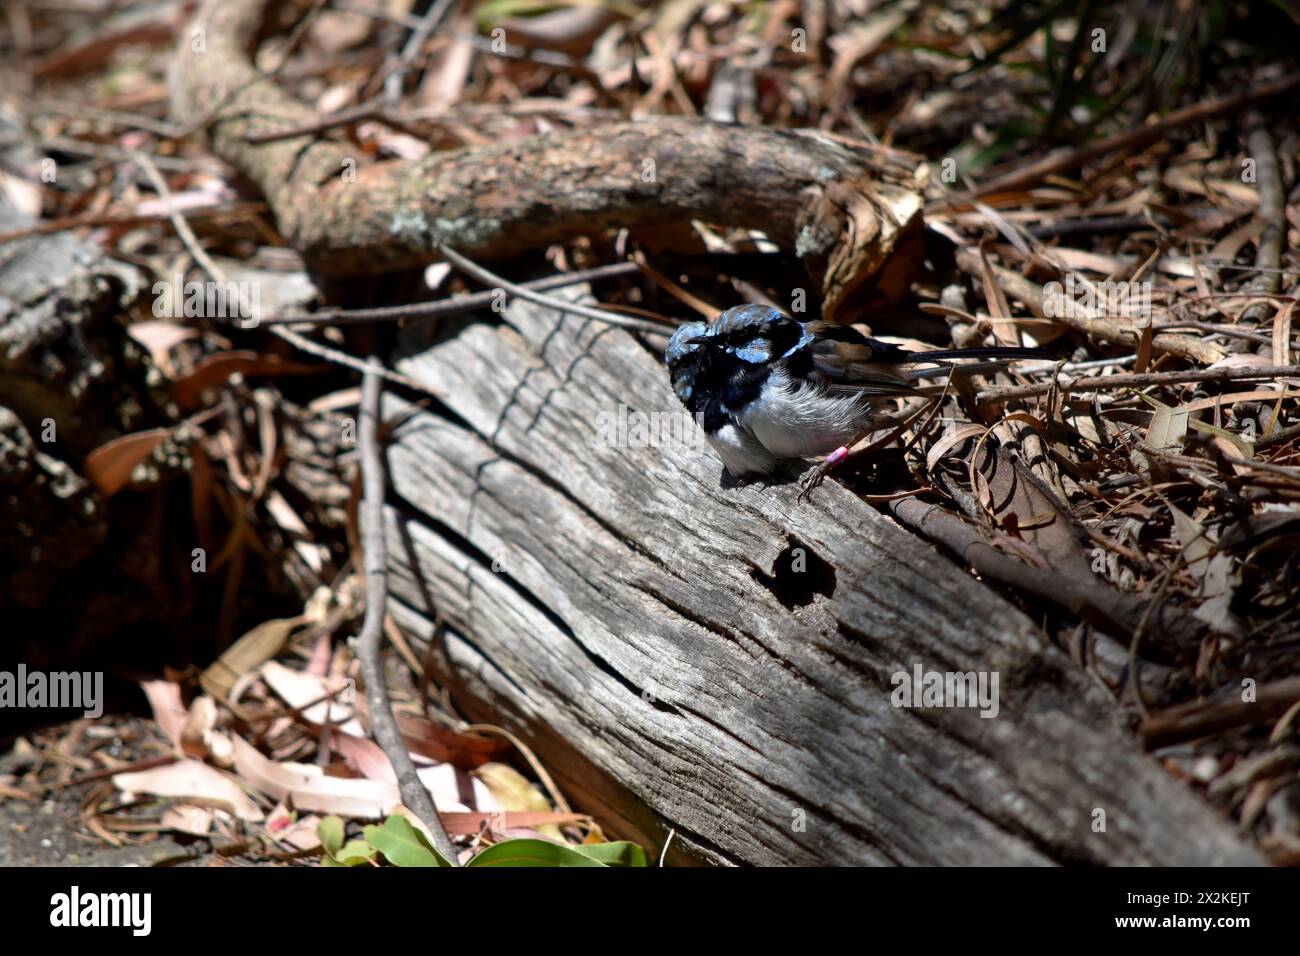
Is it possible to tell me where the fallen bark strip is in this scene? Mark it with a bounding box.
[1140,676,1300,750]
[374,287,1261,866]
[170,0,927,317]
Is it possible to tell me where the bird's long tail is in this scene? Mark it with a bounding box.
[902,345,1056,362]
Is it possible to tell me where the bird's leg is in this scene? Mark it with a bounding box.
[797,400,936,502]
[797,443,855,502]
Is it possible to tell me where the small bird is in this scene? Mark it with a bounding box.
[665,304,1048,495]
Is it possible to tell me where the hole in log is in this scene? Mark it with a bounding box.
[751,537,836,609]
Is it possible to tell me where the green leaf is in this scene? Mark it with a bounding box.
[363,814,452,868]
[467,838,607,867]
[330,840,377,866]
[571,841,650,867]
[318,815,344,857]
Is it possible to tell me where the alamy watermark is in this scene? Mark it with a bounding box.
[593,404,704,449]
[50,886,150,936]
[890,664,999,718]
[0,665,103,718]
[152,274,262,327]
[1043,274,1152,324]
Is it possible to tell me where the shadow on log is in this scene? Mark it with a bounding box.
[381,288,1261,866]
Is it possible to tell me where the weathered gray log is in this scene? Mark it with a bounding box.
[0,113,156,457]
[379,290,1262,866]
[0,117,125,614]
[0,113,176,647]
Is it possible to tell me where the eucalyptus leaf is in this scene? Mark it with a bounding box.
[363,814,452,868]
[333,839,378,866]
[571,841,650,867]
[467,838,607,867]
[318,815,344,857]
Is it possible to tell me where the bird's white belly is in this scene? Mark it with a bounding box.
[738,372,868,459]
[706,422,776,476]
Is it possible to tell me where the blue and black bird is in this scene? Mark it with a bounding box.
[665,304,1047,488]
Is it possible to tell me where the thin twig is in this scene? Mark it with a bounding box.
[435,243,675,335]
[35,98,185,137]
[1240,110,1285,324]
[263,261,643,325]
[355,356,459,864]
[952,249,1224,364]
[1257,421,1300,450]
[1122,541,1190,719]
[934,72,1300,205]
[884,496,1201,645]
[132,151,441,396]
[244,101,621,143]
[131,152,227,281]
[243,102,427,144]
[382,0,457,102]
[0,201,265,243]
[975,364,1300,405]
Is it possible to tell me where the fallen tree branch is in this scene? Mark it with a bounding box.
[435,244,673,335]
[361,286,1260,865]
[1140,676,1300,750]
[170,0,927,318]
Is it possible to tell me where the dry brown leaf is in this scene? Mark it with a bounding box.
[230,734,398,819]
[973,443,1093,574]
[1146,403,1189,450]
[472,762,562,842]
[160,805,215,836]
[139,679,188,752]
[1273,299,1295,369]
[200,617,307,699]
[83,428,173,498]
[925,423,986,472]
[126,320,199,375]
[180,695,219,759]
[259,659,358,733]
[351,691,512,769]
[172,351,325,411]
[114,758,263,822]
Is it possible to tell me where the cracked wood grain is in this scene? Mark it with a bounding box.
[377,289,1261,866]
